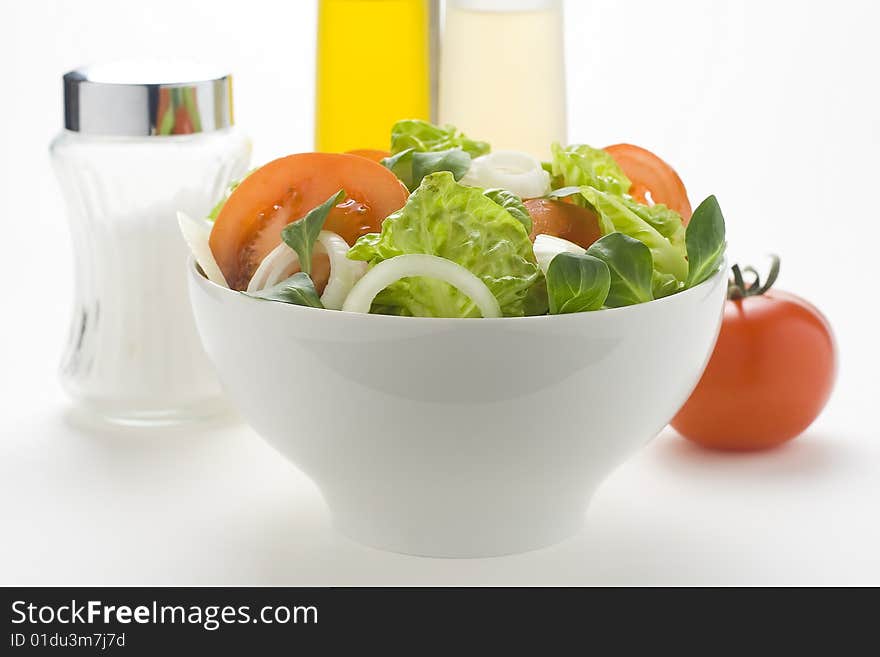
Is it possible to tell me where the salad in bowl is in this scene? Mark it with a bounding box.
[182,121,728,557]
[180,119,726,318]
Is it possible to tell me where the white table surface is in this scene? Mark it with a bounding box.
[3,372,877,586]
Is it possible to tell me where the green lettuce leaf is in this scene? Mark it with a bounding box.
[348,172,541,317]
[546,252,611,314]
[482,188,532,233]
[585,233,654,307]
[548,143,631,196]
[412,149,472,189]
[383,147,472,192]
[243,272,323,309]
[346,232,382,265]
[685,195,727,287]
[618,197,687,297]
[549,186,688,298]
[625,199,686,244]
[280,189,344,276]
[390,119,490,158]
[380,148,417,187]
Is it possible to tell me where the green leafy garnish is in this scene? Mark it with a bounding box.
[548,143,631,196]
[383,147,473,192]
[280,189,344,275]
[243,272,324,309]
[615,197,687,298]
[522,278,549,316]
[390,119,490,158]
[411,149,472,191]
[626,199,685,241]
[346,232,382,265]
[685,195,727,287]
[412,149,471,188]
[380,148,417,189]
[483,188,532,233]
[546,252,611,314]
[586,232,654,307]
[383,120,489,191]
[348,172,540,317]
[549,186,687,298]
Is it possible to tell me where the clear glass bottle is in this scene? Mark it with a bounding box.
[439,0,567,160]
[50,60,251,425]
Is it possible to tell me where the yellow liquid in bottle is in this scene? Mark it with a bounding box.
[315,0,432,153]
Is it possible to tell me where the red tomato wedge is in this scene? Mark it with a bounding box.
[345,149,391,163]
[604,144,692,222]
[525,198,602,249]
[210,153,408,290]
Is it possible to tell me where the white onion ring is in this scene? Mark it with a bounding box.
[532,234,586,275]
[459,150,551,199]
[177,211,228,287]
[245,230,366,310]
[318,232,367,310]
[341,254,502,318]
[246,241,300,293]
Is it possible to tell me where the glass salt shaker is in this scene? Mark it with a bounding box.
[50,60,251,425]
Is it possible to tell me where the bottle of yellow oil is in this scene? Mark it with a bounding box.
[315,0,435,153]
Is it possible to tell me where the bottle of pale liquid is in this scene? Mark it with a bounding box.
[439,0,567,160]
[315,0,436,152]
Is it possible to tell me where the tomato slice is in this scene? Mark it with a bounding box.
[210,153,408,290]
[604,144,692,222]
[524,198,602,249]
[345,149,391,163]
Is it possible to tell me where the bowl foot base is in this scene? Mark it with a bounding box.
[329,497,589,558]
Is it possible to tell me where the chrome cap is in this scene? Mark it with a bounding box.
[63,59,234,136]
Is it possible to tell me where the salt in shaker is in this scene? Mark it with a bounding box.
[50,60,251,425]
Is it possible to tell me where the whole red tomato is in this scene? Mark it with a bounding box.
[671,257,836,450]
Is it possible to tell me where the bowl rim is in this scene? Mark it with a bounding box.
[188,256,727,324]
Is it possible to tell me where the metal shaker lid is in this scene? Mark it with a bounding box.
[63,59,234,136]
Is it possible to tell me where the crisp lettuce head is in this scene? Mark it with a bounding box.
[390,120,490,158]
[548,143,631,196]
[348,172,541,317]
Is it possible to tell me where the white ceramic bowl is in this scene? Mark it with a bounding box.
[188,260,726,557]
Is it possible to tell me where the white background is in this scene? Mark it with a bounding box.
[1,0,878,585]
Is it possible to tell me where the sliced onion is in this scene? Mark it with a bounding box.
[317,232,368,310]
[459,150,551,199]
[247,242,299,293]
[177,211,228,287]
[533,233,586,275]
[245,231,366,310]
[341,254,502,318]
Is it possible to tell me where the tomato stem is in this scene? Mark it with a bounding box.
[728,254,780,299]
